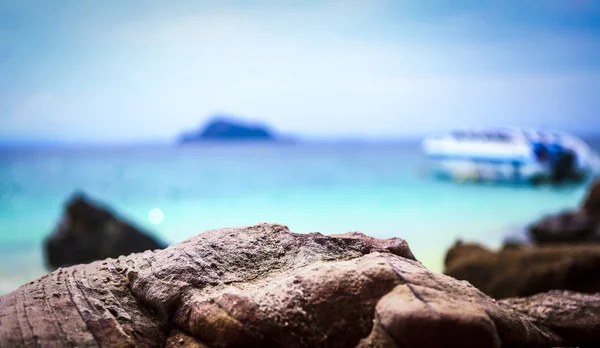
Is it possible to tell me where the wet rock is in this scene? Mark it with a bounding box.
[529,180,600,244]
[2,223,600,347]
[444,241,600,299]
[43,192,166,269]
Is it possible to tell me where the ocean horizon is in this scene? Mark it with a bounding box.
[1,138,599,295]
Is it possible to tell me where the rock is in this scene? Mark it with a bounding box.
[583,179,600,214]
[529,210,600,244]
[43,192,166,270]
[165,329,209,348]
[3,223,600,347]
[529,180,600,244]
[179,115,277,143]
[444,241,600,299]
[501,290,600,346]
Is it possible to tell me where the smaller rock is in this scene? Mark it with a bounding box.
[500,290,600,347]
[529,180,600,244]
[444,241,600,299]
[529,210,599,243]
[43,192,166,270]
[582,179,600,214]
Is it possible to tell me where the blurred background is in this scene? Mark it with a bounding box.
[0,0,599,295]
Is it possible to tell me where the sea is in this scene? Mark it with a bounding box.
[1,139,599,295]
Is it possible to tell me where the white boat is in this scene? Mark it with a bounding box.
[422,127,600,184]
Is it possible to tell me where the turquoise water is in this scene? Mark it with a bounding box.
[1,141,598,294]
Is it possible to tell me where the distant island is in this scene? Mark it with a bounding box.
[178,115,279,143]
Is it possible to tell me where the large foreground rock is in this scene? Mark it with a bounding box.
[529,179,600,244]
[43,193,166,270]
[3,223,600,347]
[444,241,600,299]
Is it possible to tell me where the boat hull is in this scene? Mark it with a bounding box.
[426,157,548,183]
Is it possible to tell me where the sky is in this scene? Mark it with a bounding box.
[0,0,599,143]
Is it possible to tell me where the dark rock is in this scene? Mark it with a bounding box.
[530,210,600,243]
[583,178,600,214]
[179,115,277,143]
[529,180,600,244]
[444,241,600,299]
[500,290,600,347]
[43,192,166,270]
[3,223,600,347]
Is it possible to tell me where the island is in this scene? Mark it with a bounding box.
[178,115,278,143]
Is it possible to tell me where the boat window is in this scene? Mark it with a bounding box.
[452,129,518,141]
[452,131,468,139]
[480,131,512,142]
[496,133,511,142]
[487,132,500,140]
[496,131,510,140]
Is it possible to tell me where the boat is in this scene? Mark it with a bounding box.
[422,127,600,184]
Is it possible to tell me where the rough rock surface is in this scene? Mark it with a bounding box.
[501,290,600,346]
[2,223,600,347]
[444,241,600,299]
[43,192,166,270]
[529,179,600,244]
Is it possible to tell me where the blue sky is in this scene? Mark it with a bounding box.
[0,0,599,142]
